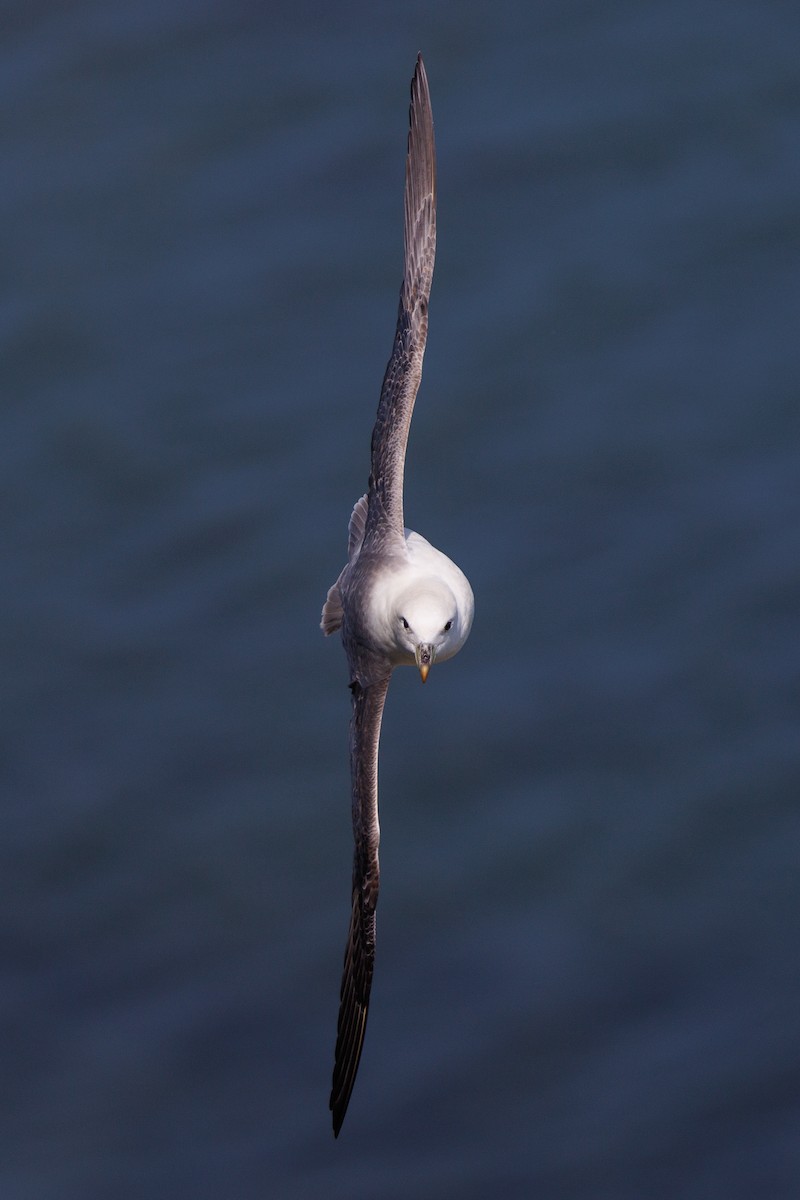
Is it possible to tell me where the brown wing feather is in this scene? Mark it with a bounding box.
[330,670,391,1136]
[365,54,436,544]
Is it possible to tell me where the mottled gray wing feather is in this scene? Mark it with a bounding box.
[347,493,369,560]
[330,669,391,1136]
[365,54,436,545]
[320,494,370,635]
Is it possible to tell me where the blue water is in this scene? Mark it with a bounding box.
[3,3,800,1197]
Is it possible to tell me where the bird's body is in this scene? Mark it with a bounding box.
[324,503,472,674]
[322,55,473,1136]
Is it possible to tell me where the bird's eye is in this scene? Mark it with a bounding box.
[401,617,410,630]
[443,620,452,632]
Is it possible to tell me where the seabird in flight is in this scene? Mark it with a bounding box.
[321,54,474,1137]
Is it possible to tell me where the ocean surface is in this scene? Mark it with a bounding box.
[3,3,800,1197]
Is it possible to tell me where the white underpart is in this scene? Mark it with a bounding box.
[365,529,474,667]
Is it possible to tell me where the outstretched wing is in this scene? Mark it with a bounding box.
[365,53,436,544]
[330,669,391,1136]
[329,53,436,1139]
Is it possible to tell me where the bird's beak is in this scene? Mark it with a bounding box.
[415,643,435,683]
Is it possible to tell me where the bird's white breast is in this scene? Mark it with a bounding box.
[363,529,474,663]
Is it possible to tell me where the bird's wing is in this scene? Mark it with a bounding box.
[330,667,392,1136]
[365,53,436,545]
[320,494,369,636]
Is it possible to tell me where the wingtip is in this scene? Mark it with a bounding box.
[406,52,435,186]
[412,52,429,95]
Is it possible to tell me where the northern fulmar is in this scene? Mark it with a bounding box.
[321,54,474,1137]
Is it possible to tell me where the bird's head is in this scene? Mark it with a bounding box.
[394,581,460,682]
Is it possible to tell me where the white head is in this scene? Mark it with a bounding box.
[392,579,465,681]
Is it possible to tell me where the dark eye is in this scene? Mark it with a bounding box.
[401,617,410,630]
[443,620,452,632]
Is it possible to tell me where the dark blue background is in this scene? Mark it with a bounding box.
[3,2,799,1196]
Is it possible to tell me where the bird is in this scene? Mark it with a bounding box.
[321,55,474,1137]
